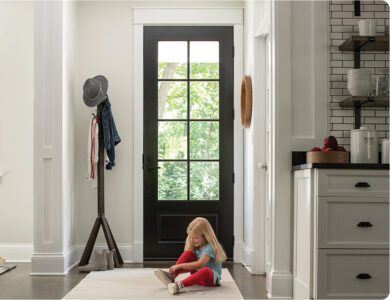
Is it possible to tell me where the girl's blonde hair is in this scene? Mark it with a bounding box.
[184,217,227,263]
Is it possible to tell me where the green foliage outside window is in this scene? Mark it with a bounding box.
[157,62,220,201]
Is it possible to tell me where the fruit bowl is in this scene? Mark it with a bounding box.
[306,151,349,163]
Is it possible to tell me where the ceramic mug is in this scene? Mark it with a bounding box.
[358,19,377,36]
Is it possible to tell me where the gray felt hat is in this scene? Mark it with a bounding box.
[83,75,108,107]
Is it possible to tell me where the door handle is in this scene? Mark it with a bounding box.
[148,166,161,170]
[257,163,268,171]
[355,182,370,188]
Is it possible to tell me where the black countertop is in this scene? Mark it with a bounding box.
[293,163,390,171]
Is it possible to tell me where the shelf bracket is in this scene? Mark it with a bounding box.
[353,98,374,129]
[354,0,360,16]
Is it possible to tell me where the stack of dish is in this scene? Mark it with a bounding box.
[347,68,372,96]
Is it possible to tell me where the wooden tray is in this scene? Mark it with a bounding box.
[307,151,349,163]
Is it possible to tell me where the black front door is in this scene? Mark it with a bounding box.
[143,26,234,260]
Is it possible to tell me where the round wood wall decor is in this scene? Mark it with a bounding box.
[241,75,252,128]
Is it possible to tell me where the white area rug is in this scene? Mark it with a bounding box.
[63,268,243,299]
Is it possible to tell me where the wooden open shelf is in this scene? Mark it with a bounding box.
[339,96,389,108]
[339,36,389,52]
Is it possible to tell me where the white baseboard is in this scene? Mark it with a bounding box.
[233,240,243,263]
[131,241,143,262]
[266,270,293,299]
[77,244,135,263]
[31,253,68,275]
[242,243,254,272]
[0,243,33,262]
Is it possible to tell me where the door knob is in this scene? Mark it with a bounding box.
[258,163,268,171]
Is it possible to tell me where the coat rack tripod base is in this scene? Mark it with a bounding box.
[79,103,124,268]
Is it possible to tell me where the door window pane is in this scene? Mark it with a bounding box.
[190,82,219,119]
[158,121,187,159]
[190,162,219,200]
[190,122,219,160]
[190,42,219,79]
[158,162,187,200]
[158,42,187,79]
[158,82,187,119]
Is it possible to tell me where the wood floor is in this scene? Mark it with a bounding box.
[0,262,267,299]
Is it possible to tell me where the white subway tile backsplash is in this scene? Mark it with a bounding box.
[363,4,386,11]
[333,123,354,130]
[330,4,342,11]
[333,109,354,116]
[330,74,343,81]
[331,61,343,67]
[375,54,390,60]
[331,117,343,123]
[365,117,386,124]
[330,131,344,138]
[376,110,390,117]
[361,110,376,117]
[376,124,390,130]
[342,18,359,26]
[330,19,343,25]
[360,53,375,60]
[332,11,353,18]
[330,32,343,39]
[342,4,354,11]
[332,25,353,32]
[363,60,387,68]
[375,11,389,18]
[360,11,375,18]
[343,117,355,123]
[342,60,355,67]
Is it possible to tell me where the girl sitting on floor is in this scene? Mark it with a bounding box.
[154,217,227,295]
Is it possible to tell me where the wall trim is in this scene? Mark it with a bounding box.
[266,270,294,299]
[0,243,33,262]
[133,8,244,263]
[77,244,134,263]
[133,8,243,25]
[241,243,254,273]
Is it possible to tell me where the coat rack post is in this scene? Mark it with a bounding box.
[79,103,123,268]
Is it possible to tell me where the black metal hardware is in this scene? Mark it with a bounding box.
[356,273,372,279]
[357,221,373,228]
[147,166,161,170]
[355,182,370,188]
[354,0,360,16]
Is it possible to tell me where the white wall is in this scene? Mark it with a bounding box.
[74,1,134,258]
[0,1,34,261]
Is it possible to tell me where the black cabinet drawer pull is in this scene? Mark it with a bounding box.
[356,273,372,279]
[355,182,370,188]
[357,221,373,227]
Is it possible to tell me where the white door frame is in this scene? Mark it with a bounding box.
[132,8,244,262]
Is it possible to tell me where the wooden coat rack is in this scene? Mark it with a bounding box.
[79,103,123,267]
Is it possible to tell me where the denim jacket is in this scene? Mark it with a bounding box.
[101,96,121,169]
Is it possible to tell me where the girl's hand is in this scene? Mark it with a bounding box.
[169,264,181,274]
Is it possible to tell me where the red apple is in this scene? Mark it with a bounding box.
[310,147,322,152]
[323,135,339,150]
[324,147,333,152]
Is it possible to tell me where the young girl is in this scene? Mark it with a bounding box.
[154,217,227,295]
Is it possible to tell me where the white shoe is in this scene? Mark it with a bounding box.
[168,282,182,295]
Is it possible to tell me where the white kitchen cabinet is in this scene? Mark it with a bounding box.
[293,168,389,299]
